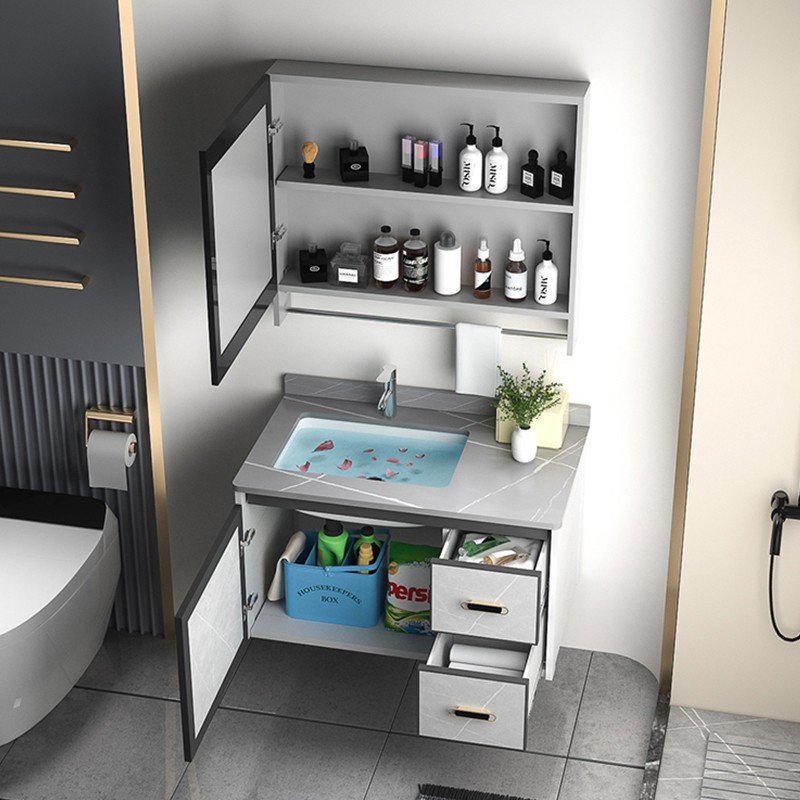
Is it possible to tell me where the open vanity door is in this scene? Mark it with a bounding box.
[176,506,250,761]
[200,75,277,385]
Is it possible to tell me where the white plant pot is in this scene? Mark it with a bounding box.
[511,425,538,463]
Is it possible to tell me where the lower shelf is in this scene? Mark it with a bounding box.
[251,598,434,660]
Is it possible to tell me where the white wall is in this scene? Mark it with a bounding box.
[672,0,800,720]
[131,0,711,676]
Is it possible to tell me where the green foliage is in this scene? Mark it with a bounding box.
[492,364,562,429]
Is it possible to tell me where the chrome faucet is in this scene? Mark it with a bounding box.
[377,364,397,419]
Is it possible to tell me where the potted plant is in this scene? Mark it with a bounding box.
[492,364,562,463]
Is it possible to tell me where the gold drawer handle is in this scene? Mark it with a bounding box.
[449,706,496,722]
[0,185,80,200]
[0,230,83,246]
[0,137,77,153]
[460,600,509,615]
[0,273,89,291]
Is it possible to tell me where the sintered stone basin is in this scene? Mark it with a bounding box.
[273,416,468,488]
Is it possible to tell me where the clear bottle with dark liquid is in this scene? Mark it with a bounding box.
[373,225,399,289]
[402,228,429,292]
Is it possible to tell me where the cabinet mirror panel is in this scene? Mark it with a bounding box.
[200,76,276,385]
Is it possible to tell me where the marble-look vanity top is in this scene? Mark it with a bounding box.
[234,374,590,533]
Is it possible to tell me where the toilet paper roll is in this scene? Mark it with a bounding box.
[87,430,137,491]
[448,643,528,673]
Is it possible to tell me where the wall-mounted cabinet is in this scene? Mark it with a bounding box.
[201,61,588,383]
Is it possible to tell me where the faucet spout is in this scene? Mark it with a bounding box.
[377,365,397,419]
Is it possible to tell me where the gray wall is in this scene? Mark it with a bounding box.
[0,352,162,633]
[132,0,711,676]
[0,0,143,367]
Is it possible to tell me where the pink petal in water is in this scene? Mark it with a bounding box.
[415,453,425,459]
[371,456,377,461]
[363,448,374,453]
[297,461,310,473]
[404,463,413,467]
[356,475,366,479]
[385,468,399,478]
[398,447,408,453]
[387,457,400,463]
[337,459,352,470]
[313,439,334,452]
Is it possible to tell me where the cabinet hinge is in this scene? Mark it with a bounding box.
[243,592,259,619]
[272,224,287,245]
[267,118,283,141]
[240,528,255,550]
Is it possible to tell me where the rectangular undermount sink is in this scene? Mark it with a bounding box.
[273,416,468,488]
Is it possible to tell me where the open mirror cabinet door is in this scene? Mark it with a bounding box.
[200,75,277,385]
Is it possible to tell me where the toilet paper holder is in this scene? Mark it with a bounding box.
[85,406,137,451]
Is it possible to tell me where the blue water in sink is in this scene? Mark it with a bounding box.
[274,417,468,488]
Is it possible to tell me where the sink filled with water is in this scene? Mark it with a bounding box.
[273,417,468,488]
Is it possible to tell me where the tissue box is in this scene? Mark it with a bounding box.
[284,530,389,628]
[495,391,569,449]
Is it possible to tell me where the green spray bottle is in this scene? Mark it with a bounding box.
[317,520,348,567]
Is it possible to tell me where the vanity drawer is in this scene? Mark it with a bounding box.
[418,633,544,750]
[430,529,548,645]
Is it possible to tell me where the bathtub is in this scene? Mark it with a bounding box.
[0,487,121,745]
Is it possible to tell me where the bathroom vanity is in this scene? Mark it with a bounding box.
[176,375,589,760]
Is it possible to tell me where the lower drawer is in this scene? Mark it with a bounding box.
[418,632,544,750]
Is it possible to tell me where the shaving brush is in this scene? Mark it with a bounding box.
[302,141,318,179]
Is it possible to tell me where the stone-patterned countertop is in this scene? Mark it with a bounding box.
[233,375,590,534]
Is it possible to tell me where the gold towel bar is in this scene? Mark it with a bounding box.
[85,407,136,447]
[0,185,80,200]
[0,137,77,153]
[0,274,89,291]
[0,230,84,246]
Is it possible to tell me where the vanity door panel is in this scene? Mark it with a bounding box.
[175,505,249,761]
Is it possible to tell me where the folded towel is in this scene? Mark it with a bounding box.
[449,643,528,672]
[455,322,501,396]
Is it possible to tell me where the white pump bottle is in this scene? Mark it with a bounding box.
[484,125,509,194]
[459,123,483,192]
[533,239,558,306]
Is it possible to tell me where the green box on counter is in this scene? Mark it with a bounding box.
[284,530,389,627]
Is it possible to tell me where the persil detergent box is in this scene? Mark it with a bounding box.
[385,541,441,635]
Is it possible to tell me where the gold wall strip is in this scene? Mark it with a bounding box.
[0,273,89,290]
[0,137,77,152]
[118,0,176,638]
[0,230,84,245]
[659,0,728,692]
[0,185,80,200]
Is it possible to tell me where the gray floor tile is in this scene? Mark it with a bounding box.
[0,688,184,800]
[651,778,703,800]
[526,647,592,757]
[221,639,416,730]
[668,705,800,746]
[76,629,179,700]
[365,733,565,800]
[390,668,418,735]
[557,760,643,800]
[172,709,385,800]
[657,719,709,782]
[569,652,658,766]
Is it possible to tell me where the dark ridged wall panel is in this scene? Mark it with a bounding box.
[0,351,162,634]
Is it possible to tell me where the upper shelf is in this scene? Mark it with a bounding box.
[276,166,575,213]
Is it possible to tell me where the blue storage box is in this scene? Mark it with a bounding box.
[284,530,390,627]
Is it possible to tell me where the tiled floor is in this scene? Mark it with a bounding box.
[655,705,800,800]
[0,631,658,800]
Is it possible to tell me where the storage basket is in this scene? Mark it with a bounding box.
[284,530,390,627]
